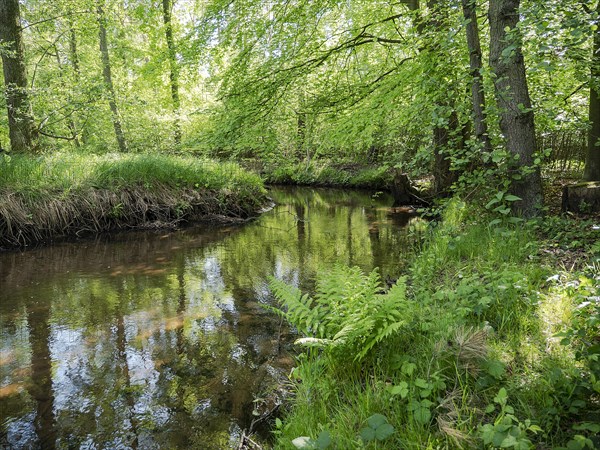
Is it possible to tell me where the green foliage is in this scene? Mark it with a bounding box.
[263,159,391,190]
[269,266,412,361]
[0,151,267,247]
[291,430,332,450]
[359,414,395,443]
[0,151,264,194]
[274,199,599,449]
[479,388,542,449]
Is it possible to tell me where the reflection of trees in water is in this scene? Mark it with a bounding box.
[115,280,139,449]
[1,187,421,448]
[26,301,57,449]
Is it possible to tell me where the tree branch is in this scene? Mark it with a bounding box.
[21,10,91,30]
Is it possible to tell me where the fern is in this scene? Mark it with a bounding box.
[269,266,413,362]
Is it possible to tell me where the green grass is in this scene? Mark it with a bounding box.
[0,151,267,248]
[261,159,391,190]
[271,201,600,449]
[0,152,263,192]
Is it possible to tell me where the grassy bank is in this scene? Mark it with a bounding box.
[254,159,394,190]
[0,152,268,249]
[270,201,600,449]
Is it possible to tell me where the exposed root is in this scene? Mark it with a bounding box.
[0,184,267,249]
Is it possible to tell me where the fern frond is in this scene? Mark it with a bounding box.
[295,337,335,348]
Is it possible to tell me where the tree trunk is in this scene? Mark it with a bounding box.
[489,0,543,217]
[426,0,465,196]
[432,109,461,195]
[27,303,57,449]
[162,0,182,147]
[68,16,87,145]
[97,0,128,152]
[584,0,600,181]
[53,46,80,147]
[0,0,38,153]
[461,0,492,153]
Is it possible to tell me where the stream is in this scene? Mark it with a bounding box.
[0,187,423,449]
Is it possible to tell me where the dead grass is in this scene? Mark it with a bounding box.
[0,183,266,249]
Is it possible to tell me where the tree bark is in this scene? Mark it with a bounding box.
[53,46,80,147]
[162,0,182,147]
[68,16,87,145]
[584,0,600,181]
[461,0,492,153]
[489,0,543,217]
[427,0,463,196]
[97,0,128,152]
[0,0,39,152]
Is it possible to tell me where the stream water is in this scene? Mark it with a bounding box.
[0,187,423,449]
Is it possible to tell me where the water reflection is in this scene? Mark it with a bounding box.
[0,187,422,449]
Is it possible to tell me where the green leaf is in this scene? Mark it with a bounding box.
[414,378,429,389]
[492,430,509,447]
[504,195,522,202]
[275,418,283,429]
[360,427,376,442]
[375,423,395,441]
[367,413,388,429]
[481,424,495,444]
[413,406,431,425]
[390,382,409,398]
[401,362,416,376]
[515,439,532,450]
[494,388,508,405]
[315,430,332,449]
[573,423,600,433]
[486,198,500,209]
[500,434,518,447]
[485,359,504,380]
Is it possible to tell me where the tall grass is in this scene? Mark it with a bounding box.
[272,201,600,449]
[0,152,267,248]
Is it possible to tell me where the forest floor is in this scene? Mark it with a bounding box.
[0,152,268,250]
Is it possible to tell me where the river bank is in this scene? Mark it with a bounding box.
[270,200,600,449]
[0,152,268,249]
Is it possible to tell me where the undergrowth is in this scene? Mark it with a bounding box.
[270,200,600,449]
[0,152,267,248]
[262,159,391,190]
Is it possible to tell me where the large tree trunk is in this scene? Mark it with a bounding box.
[461,0,492,153]
[0,0,38,153]
[584,0,600,181]
[489,0,543,218]
[162,0,182,147]
[97,0,128,152]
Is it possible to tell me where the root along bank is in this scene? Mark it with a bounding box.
[0,152,268,249]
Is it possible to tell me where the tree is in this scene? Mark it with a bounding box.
[0,0,39,152]
[584,0,600,181]
[489,0,543,217]
[162,0,182,147]
[96,0,127,152]
[461,0,492,153]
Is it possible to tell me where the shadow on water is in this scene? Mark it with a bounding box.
[0,187,423,449]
